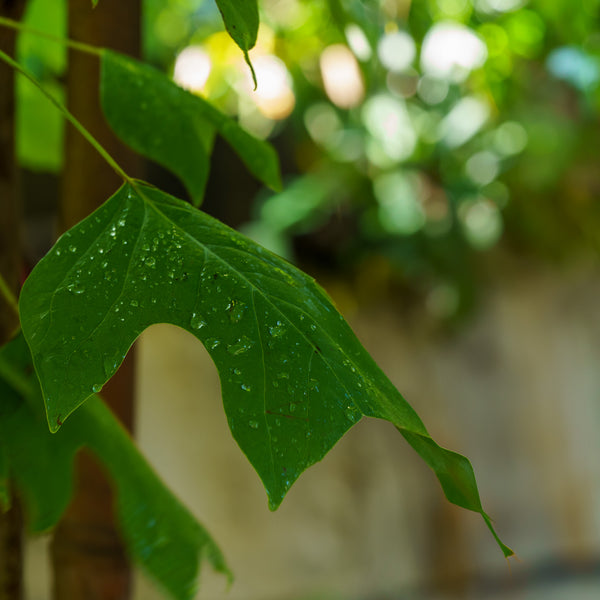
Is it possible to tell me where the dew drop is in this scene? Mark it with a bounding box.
[227,336,254,355]
[268,321,286,338]
[68,245,77,253]
[190,312,207,330]
[92,383,102,393]
[227,299,247,323]
[249,420,259,429]
[130,300,139,308]
[241,383,252,392]
[67,283,85,295]
[345,406,360,423]
[145,257,156,268]
[289,402,297,412]
[207,338,221,350]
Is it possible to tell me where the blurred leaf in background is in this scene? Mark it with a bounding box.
[20,0,600,317]
[16,0,66,172]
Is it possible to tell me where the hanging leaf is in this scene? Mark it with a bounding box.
[19,182,512,556]
[213,0,259,86]
[0,335,231,600]
[100,50,281,206]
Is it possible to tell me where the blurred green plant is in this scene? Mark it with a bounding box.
[0,1,517,599]
[130,0,600,318]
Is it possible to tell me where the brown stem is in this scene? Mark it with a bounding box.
[51,1,141,599]
[0,1,27,599]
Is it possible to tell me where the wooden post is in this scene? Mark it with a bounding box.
[0,2,27,599]
[51,1,141,598]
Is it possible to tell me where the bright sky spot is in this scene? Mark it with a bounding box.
[378,31,416,72]
[421,22,487,82]
[320,44,365,108]
[249,55,295,120]
[438,96,489,147]
[173,46,211,92]
[475,0,527,14]
[345,24,372,61]
[362,94,417,163]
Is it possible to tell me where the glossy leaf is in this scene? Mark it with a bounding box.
[100,50,281,206]
[19,182,511,556]
[214,0,258,84]
[0,335,231,600]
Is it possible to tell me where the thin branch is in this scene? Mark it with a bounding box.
[0,15,102,56]
[0,48,132,184]
[0,272,18,317]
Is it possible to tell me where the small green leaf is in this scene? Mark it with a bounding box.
[0,335,231,599]
[100,51,281,206]
[214,0,259,84]
[19,182,511,556]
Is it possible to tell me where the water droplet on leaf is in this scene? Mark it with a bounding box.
[268,321,286,338]
[190,312,207,330]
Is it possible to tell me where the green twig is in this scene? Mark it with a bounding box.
[0,272,18,317]
[0,15,102,56]
[0,48,132,184]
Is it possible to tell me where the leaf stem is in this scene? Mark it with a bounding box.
[0,16,102,56]
[0,272,19,317]
[0,49,132,183]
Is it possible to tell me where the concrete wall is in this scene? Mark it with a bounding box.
[25,262,600,599]
[127,261,600,599]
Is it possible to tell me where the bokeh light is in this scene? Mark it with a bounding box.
[173,46,211,92]
[320,44,365,109]
[421,22,487,82]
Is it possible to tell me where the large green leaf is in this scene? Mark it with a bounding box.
[19,182,511,556]
[100,50,281,206]
[214,0,259,84]
[0,335,231,600]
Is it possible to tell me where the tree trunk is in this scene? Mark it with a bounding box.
[51,1,141,598]
[0,2,28,599]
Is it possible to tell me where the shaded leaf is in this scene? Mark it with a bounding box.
[100,50,281,206]
[19,182,511,556]
[0,335,231,599]
[214,0,259,85]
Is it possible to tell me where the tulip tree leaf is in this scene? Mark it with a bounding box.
[100,50,280,207]
[19,182,512,557]
[214,0,259,86]
[0,335,231,600]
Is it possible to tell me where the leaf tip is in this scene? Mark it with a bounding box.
[244,51,257,91]
[482,512,513,558]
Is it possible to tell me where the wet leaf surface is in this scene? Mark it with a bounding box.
[19,182,512,556]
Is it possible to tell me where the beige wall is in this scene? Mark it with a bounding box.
[127,261,600,599]
[26,263,600,599]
